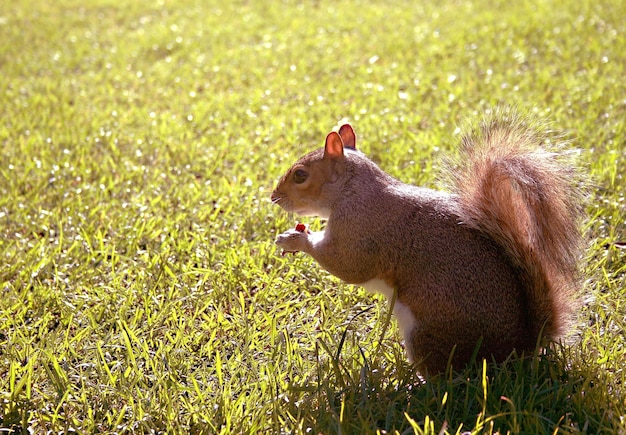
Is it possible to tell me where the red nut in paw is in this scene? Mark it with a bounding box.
[295,223,306,232]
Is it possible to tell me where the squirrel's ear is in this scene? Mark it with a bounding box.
[324,131,345,160]
[338,124,356,150]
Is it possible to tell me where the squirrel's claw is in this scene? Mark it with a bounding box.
[280,249,300,257]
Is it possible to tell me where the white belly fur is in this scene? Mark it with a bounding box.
[360,278,417,351]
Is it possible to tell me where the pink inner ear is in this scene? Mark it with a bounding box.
[338,124,356,149]
[324,131,344,159]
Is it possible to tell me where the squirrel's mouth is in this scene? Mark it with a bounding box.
[271,192,325,217]
[270,191,284,207]
[270,191,295,214]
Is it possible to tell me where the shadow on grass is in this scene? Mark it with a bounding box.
[282,344,616,434]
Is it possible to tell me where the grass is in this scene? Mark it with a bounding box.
[1,0,625,433]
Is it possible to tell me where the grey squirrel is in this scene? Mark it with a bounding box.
[271,110,585,375]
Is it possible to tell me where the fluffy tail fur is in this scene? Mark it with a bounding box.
[451,108,585,342]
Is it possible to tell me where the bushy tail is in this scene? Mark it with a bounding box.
[451,108,586,342]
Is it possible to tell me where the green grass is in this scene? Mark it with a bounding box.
[1,0,625,433]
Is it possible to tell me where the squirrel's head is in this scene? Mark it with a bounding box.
[271,124,357,219]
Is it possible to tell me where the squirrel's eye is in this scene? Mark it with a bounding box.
[293,169,308,184]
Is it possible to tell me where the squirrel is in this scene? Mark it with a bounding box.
[270,110,585,375]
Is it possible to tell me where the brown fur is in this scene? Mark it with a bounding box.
[271,111,585,375]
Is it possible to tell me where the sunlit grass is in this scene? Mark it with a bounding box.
[1,0,625,433]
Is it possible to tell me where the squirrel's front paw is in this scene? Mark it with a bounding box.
[275,228,309,255]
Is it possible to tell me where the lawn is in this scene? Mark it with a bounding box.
[1,0,625,433]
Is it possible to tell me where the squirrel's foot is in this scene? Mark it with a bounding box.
[276,228,310,254]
